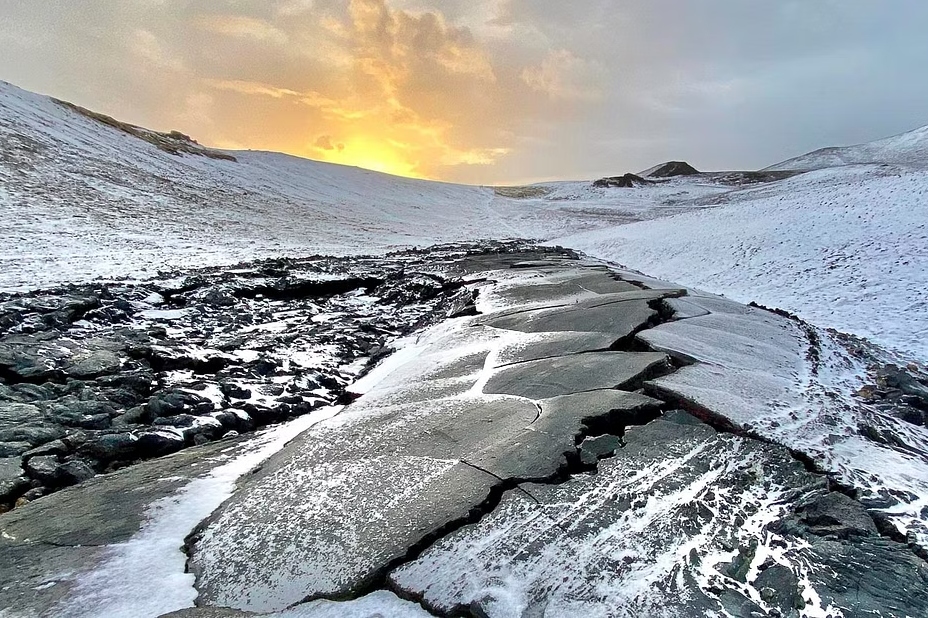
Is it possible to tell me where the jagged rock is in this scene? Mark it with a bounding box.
[0,403,42,426]
[78,432,139,461]
[112,405,150,426]
[23,455,60,485]
[0,442,31,457]
[136,430,185,457]
[754,563,803,613]
[219,382,251,400]
[22,439,69,460]
[152,414,197,428]
[44,399,116,430]
[794,491,878,539]
[147,391,214,418]
[0,424,65,447]
[202,289,236,307]
[593,173,655,188]
[445,288,477,318]
[66,349,121,379]
[7,384,54,402]
[0,457,29,506]
[579,433,622,465]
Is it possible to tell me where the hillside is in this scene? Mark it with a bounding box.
[2,79,927,361]
[766,123,928,171]
[558,164,928,361]
[0,81,513,290]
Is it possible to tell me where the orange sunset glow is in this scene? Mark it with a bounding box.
[4,1,925,183]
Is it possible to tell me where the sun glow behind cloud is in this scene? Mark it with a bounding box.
[192,0,523,180]
[7,1,923,183]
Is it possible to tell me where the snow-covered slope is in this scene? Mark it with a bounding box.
[0,81,517,290]
[766,124,928,171]
[556,164,928,361]
[3,78,927,363]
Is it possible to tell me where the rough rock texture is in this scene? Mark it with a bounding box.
[0,244,496,508]
[186,254,683,612]
[2,246,927,618]
[639,292,928,554]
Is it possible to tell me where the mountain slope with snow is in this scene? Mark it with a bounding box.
[556,164,928,361]
[766,123,928,171]
[0,81,518,290]
[2,78,927,363]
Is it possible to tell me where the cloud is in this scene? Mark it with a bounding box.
[521,49,602,101]
[5,1,926,183]
[314,134,345,151]
[127,29,187,73]
[194,15,288,45]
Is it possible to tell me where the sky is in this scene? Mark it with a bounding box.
[1,1,927,184]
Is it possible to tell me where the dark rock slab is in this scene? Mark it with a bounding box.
[0,436,254,615]
[484,296,657,336]
[495,331,619,365]
[189,457,498,612]
[491,271,640,308]
[471,390,662,480]
[0,402,42,426]
[0,441,30,457]
[389,411,928,618]
[483,351,668,399]
[0,423,65,447]
[795,491,879,539]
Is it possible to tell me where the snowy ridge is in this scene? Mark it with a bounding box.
[766,123,928,171]
[0,80,508,290]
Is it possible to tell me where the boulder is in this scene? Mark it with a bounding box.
[795,491,879,539]
[78,432,139,462]
[136,430,185,457]
[754,563,803,613]
[66,349,121,379]
[0,402,42,426]
[0,442,31,457]
[24,455,60,485]
[0,457,28,505]
[0,424,66,447]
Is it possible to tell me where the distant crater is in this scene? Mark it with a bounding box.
[492,185,552,198]
[646,161,700,177]
[53,99,237,162]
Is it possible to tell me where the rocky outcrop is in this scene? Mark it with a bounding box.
[592,173,655,188]
[2,246,927,618]
[647,160,700,177]
[0,245,493,510]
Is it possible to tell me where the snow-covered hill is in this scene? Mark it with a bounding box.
[766,123,928,171]
[2,79,927,362]
[0,81,516,290]
[557,164,928,361]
